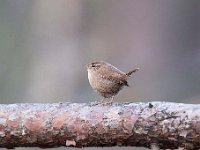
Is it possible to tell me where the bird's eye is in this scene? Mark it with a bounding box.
[91,63,96,67]
[92,64,95,67]
[91,63,101,69]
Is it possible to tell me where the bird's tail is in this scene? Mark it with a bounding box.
[126,68,139,76]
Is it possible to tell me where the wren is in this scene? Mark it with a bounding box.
[86,61,139,104]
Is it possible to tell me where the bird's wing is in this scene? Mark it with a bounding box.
[99,66,128,86]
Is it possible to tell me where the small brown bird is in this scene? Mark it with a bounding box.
[87,61,139,104]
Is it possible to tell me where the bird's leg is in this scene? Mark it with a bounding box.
[101,96,114,105]
[100,98,106,104]
[108,96,114,105]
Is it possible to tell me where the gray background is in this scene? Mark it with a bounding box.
[0,0,199,149]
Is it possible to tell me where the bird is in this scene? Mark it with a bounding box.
[86,61,139,104]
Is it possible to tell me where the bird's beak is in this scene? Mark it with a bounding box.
[85,63,90,70]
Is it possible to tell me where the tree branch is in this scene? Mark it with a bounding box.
[0,102,199,149]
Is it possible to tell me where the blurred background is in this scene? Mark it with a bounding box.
[0,0,199,149]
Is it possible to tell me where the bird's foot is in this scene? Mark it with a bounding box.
[89,100,101,106]
[90,97,114,106]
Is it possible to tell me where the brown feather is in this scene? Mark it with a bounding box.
[126,68,139,76]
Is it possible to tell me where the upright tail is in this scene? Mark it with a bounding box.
[126,68,139,76]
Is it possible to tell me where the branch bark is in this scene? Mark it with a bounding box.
[0,102,199,149]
